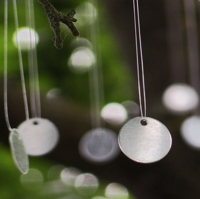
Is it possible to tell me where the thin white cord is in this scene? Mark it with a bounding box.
[184,0,200,87]
[183,0,200,114]
[4,0,12,132]
[132,0,147,117]
[88,0,105,128]
[26,0,36,117]
[13,0,30,120]
[165,0,185,83]
[26,0,41,118]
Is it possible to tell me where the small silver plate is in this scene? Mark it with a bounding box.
[18,118,59,156]
[118,117,172,163]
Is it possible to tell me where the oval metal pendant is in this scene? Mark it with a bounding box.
[118,117,172,163]
[9,129,29,174]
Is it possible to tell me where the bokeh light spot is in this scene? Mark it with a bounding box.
[181,116,200,148]
[46,88,62,100]
[122,100,140,118]
[162,83,199,114]
[20,168,43,191]
[69,47,95,73]
[79,128,119,163]
[75,173,99,195]
[47,165,66,180]
[41,180,69,195]
[101,102,128,125]
[72,37,92,48]
[13,27,39,50]
[76,2,97,26]
[105,183,129,199]
[61,167,81,187]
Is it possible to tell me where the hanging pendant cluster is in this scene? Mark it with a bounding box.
[4,0,60,174]
[3,0,177,174]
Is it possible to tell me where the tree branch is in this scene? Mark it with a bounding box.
[37,0,79,49]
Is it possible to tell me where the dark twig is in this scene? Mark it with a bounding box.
[37,0,79,49]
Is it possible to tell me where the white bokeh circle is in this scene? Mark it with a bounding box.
[61,167,81,186]
[101,102,128,125]
[75,173,99,195]
[13,27,39,50]
[76,2,97,26]
[69,47,95,73]
[79,128,119,163]
[181,115,200,149]
[162,83,199,114]
[105,183,129,199]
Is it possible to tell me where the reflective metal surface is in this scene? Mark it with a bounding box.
[9,129,29,174]
[18,118,59,156]
[118,117,172,163]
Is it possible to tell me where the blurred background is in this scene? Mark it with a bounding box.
[1,0,200,198]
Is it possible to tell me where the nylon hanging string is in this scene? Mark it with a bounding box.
[183,0,200,114]
[132,0,147,117]
[88,0,105,128]
[26,0,41,118]
[4,0,12,131]
[13,0,30,120]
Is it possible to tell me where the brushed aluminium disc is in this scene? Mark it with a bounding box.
[118,117,172,163]
[18,118,59,156]
[9,129,29,174]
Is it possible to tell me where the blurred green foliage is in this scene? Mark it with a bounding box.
[0,143,136,199]
[0,0,135,107]
[0,0,136,198]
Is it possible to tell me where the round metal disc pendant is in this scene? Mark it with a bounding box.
[118,117,172,163]
[18,118,59,156]
[9,129,29,174]
[79,128,119,163]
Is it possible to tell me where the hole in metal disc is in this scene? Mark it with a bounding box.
[33,121,39,125]
[140,119,148,126]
